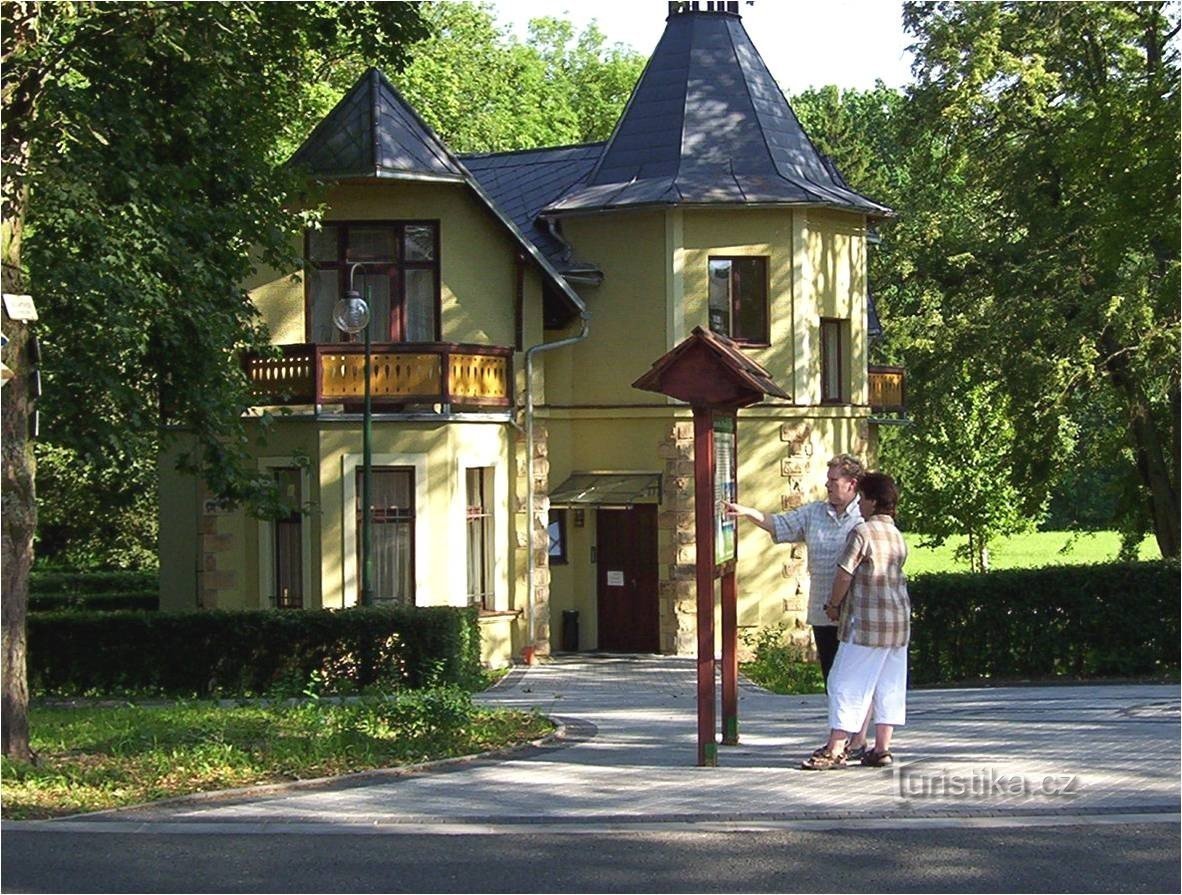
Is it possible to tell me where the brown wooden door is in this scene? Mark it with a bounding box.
[596,506,659,653]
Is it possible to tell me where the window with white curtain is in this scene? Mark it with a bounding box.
[357,467,415,606]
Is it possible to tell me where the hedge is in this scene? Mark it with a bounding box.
[27,606,483,697]
[908,561,1179,684]
[29,593,159,613]
[30,570,157,596]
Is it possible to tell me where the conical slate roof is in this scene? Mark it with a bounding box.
[289,68,466,182]
[544,10,892,217]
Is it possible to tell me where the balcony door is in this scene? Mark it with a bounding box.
[307,222,439,344]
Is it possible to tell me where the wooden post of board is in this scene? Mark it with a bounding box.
[721,559,739,745]
[632,327,789,768]
[692,405,717,767]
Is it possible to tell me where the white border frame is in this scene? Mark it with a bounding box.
[342,452,430,608]
[453,443,508,611]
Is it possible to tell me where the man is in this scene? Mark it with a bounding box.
[725,453,865,683]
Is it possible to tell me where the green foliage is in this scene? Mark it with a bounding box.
[30,569,157,595]
[18,2,428,521]
[909,561,1180,684]
[740,624,825,695]
[26,606,484,697]
[29,593,157,613]
[2,694,553,819]
[889,1,1180,557]
[396,2,646,151]
[33,444,158,569]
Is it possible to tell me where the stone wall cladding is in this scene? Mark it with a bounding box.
[515,423,552,655]
[656,421,697,656]
[199,490,235,610]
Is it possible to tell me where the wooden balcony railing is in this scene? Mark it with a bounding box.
[244,343,513,409]
[868,364,906,414]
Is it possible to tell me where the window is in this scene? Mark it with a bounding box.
[820,318,847,403]
[708,256,768,344]
[465,467,495,610]
[272,468,303,609]
[547,510,568,565]
[357,467,415,605]
[307,222,439,344]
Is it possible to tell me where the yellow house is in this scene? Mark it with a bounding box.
[158,4,905,667]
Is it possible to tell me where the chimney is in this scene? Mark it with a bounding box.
[667,1,741,15]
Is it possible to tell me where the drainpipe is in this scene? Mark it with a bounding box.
[524,314,590,650]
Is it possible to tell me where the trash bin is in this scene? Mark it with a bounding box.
[561,609,579,652]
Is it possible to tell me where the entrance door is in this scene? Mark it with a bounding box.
[596,506,659,653]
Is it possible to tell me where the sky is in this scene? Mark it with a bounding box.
[486,0,915,92]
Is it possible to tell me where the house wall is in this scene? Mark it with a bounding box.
[247,180,532,350]
[543,205,874,654]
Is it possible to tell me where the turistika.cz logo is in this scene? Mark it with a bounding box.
[894,764,1082,799]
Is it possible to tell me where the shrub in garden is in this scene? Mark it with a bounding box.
[27,605,484,697]
[908,560,1179,684]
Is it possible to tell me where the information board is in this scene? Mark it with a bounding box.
[713,415,737,567]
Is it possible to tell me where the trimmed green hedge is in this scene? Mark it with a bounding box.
[29,593,159,613]
[30,570,157,596]
[909,561,1179,684]
[27,606,483,697]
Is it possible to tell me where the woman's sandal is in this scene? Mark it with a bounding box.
[801,747,847,770]
[860,748,893,768]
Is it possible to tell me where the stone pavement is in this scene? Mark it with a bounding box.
[34,655,1182,831]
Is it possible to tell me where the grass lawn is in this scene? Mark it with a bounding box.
[0,689,552,820]
[905,530,1159,575]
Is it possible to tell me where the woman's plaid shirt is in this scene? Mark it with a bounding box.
[836,514,911,648]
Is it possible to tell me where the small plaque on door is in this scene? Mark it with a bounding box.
[606,570,625,587]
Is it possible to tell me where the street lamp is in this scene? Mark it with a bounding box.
[334,264,374,606]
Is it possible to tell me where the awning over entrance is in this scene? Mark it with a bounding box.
[549,472,662,509]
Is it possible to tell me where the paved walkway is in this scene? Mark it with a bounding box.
[25,656,1182,831]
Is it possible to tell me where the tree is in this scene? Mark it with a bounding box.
[397,2,646,151]
[1,0,428,760]
[898,1,1180,558]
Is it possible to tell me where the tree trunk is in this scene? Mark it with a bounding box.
[1101,331,1181,559]
[1,0,40,762]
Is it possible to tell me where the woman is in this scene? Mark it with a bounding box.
[801,472,910,770]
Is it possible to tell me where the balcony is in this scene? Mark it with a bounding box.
[244,343,513,410]
[868,365,906,414]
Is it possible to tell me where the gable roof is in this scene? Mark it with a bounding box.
[544,10,893,218]
[288,68,587,321]
[633,325,790,408]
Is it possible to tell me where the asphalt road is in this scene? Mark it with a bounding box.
[3,821,1178,893]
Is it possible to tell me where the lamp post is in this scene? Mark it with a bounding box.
[334,264,373,606]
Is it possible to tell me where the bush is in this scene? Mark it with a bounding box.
[27,606,484,697]
[740,624,825,694]
[30,570,157,596]
[29,593,159,613]
[909,560,1179,684]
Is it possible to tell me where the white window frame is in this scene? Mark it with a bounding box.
[342,452,430,608]
[454,447,507,611]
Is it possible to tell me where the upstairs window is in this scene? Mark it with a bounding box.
[820,318,848,404]
[708,256,769,345]
[307,222,439,344]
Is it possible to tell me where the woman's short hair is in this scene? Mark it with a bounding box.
[858,472,899,517]
[827,453,865,481]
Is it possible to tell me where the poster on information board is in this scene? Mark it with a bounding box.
[714,415,737,568]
